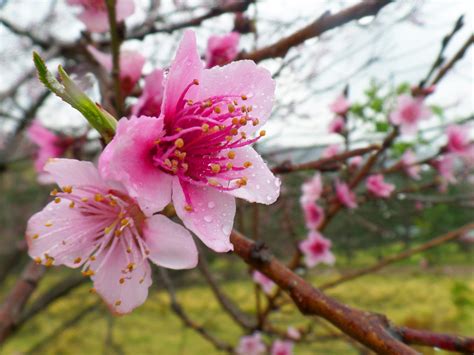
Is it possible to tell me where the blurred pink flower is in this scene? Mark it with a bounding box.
[321,144,340,159]
[329,95,350,115]
[446,125,470,155]
[99,30,280,252]
[271,340,294,355]
[328,115,345,134]
[299,231,335,268]
[349,156,363,169]
[87,45,145,96]
[253,270,275,295]
[26,159,197,314]
[390,95,430,134]
[27,121,73,184]
[131,69,164,117]
[366,174,395,198]
[401,150,420,180]
[434,154,456,185]
[335,180,357,209]
[67,0,135,33]
[300,172,322,204]
[236,333,266,355]
[205,32,240,68]
[415,201,424,211]
[286,327,301,340]
[302,202,324,230]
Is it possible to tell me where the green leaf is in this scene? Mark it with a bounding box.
[396,82,411,95]
[430,105,444,118]
[375,121,389,132]
[33,52,116,143]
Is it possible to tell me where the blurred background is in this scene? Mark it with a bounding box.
[0,0,473,354]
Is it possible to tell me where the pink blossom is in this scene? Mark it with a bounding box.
[300,173,322,204]
[87,46,145,96]
[131,69,164,117]
[271,340,294,355]
[299,231,335,268]
[446,125,470,155]
[434,154,456,185]
[253,271,275,295]
[99,31,280,252]
[27,121,73,184]
[366,174,395,198]
[328,115,345,134]
[329,95,350,115]
[321,144,340,159]
[26,158,197,314]
[236,333,266,355]
[205,32,240,68]
[415,201,424,211]
[335,180,357,209]
[390,95,430,134]
[349,156,363,169]
[286,327,301,340]
[301,202,324,230]
[67,0,135,33]
[401,150,420,180]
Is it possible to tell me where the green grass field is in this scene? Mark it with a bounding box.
[2,265,473,355]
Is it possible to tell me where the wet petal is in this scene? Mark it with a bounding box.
[45,158,108,190]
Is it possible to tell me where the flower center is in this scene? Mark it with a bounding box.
[152,79,265,193]
[310,241,325,255]
[81,0,106,11]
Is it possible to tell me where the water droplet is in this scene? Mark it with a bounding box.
[274,179,281,187]
[266,179,271,184]
[208,201,215,209]
[266,195,273,202]
[221,225,231,234]
[256,184,261,190]
[204,215,213,223]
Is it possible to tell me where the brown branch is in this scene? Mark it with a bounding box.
[230,229,474,354]
[319,223,474,290]
[197,255,256,329]
[271,145,379,174]
[158,268,234,353]
[0,261,45,343]
[239,0,392,63]
[395,327,474,353]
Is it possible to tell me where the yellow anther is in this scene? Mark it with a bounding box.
[115,300,122,306]
[32,234,39,240]
[94,194,104,202]
[210,164,221,173]
[212,126,220,133]
[239,117,247,125]
[171,159,179,167]
[45,221,53,227]
[115,230,122,237]
[154,139,161,145]
[233,100,238,105]
[228,151,236,159]
[225,136,232,142]
[89,288,96,294]
[119,278,125,284]
[247,105,253,112]
[74,257,82,264]
[259,130,266,137]
[121,218,129,226]
[45,258,54,267]
[164,159,172,167]
[241,132,247,139]
[226,163,233,170]
[139,278,144,284]
[202,123,209,132]
[243,161,252,168]
[187,99,194,105]
[241,94,248,100]
[50,188,58,196]
[81,197,89,202]
[69,201,75,208]
[89,256,96,261]
[175,138,184,148]
[208,178,219,186]
[175,127,182,132]
[62,185,73,193]
[241,105,247,113]
[230,128,238,135]
[214,106,221,114]
[228,104,235,113]
[54,197,61,204]
[184,204,193,212]
[104,225,113,235]
[253,118,260,126]
[126,247,132,253]
[109,199,117,207]
[127,263,136,272]
[82,269,95,277]
[237,177,248,187]
[232,117,239,125]
[193,79,200,85]
[34,257,42,264]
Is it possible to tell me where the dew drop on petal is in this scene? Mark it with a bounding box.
[266,195,273,202]
[221,225,231,235]
[204,215,213,223]
[256,184,260,190]
[208,201,215,209]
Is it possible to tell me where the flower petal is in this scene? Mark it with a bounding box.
[116,0,135,22]
[26,199,100,268]
[99,116,172,215]
[144,214,198,269]
[162,30,203,121]
[195,60,275,133]
[224,146,280,204]
[91,245,152,315]
[172,179,235,252]
[78,10,110,33]
[45,158,108,190]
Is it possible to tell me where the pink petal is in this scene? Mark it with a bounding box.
[193,60,275,133]
[78,9,110,33]
[45,158,108,190]
[116,0,135,22]
[144,214,198,269]
[26,199,98,268]
[162,30,203,121]
[224,146,280,204]
[172,179,235,252]
[99,116,173,215]
[132,69,164,117]
[87,45,112,71]
[91,245,152,315]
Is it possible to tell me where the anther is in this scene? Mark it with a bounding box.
[154,139,161,145]
[241,94,248,100]
[202,123,209,132]
[45,221,53,227]
[239,117,247,125]
[119,278,125,284]
[89,288,96,294]
[89,256,96,261]
[184,204,193,212]
[175,138,184,148]
[115,300,122,306]
[50,189,58,196]
[193,79,199,85]
[32,234,39,240]
[208,178,219,186]
[54,197,61,204]
[232,117,239,125]
[74,257,82,264]
[228,151,236,159]
[228,104,235,113]
[34,257,42,264]
[214,106,221,114]
[127,263,136,272]
[243,161,252,168]
[210,164,221,173]
[82,269,95,277]
[259,130,266,137]
[81,197,89,202]
[69,201,75,208]
[226,163,233,170]
[62,185,73,193]
[230,128,238,135]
